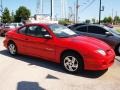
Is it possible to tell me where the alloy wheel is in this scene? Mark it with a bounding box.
[64,56,79,72]
[8,43,17,55]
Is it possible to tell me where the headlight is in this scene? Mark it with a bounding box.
[96,49,106,56]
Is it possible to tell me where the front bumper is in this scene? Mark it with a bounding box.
[3,38,8,48]
[84,49,115,70]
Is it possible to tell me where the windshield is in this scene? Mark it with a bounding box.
[104,26,120,35]
[48,24,77,38]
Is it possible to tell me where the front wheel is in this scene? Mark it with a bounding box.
[61,52,83,73]
[8,42,17,55]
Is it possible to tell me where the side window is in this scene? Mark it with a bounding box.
[88,26,106,35]
[27,26,37,36]
[18,27,27,34]
[76,26,87,32]
[27,25,50,38]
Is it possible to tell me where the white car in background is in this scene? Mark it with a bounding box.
[10,23,24,28]
[0,23,24,36]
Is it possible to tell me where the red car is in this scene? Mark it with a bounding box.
[3,23,115,73]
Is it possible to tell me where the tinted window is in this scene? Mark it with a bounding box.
[88,26,106,35]
[18,27,26,34]
[27,25,50,37]
[76,26,87,32]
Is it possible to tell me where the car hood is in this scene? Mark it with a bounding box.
[60,36,111,51]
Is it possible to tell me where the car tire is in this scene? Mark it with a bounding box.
[8,42,17,55]
[61,52,84,73]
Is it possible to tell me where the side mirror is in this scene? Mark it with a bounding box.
[105,32,112,36]
[44,34,52,39]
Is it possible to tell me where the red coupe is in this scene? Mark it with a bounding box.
[3,23,115,73]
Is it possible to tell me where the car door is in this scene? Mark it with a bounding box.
[14,26,30,54]
[24,25,55,60]
[87,26,115,46]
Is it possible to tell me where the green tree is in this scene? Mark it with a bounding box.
[114,16,120,24]
[103,16,112,24]
[107,16,112,23]
[1,7,11,23]
[103,17,108,23]
[85,19,91,24]
[58,19,72,25]
[14,6,31,22]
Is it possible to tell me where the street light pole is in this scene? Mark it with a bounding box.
[99,0,102,24]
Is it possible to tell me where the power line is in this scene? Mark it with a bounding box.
[80,0,96,13]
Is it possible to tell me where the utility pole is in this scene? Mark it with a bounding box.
[61,0,65,19]
[112,9,114,25]
[74,3,76,23]
[68,6,73,21]
[99,0,102,24]
[50,0,54,20]
[99,0,104,24]
[61,0,62,19]
[116,11,118,16]
[50,0,52,20]
[40,0,43,14]
[36,0,43,14]
[76,0,79,23]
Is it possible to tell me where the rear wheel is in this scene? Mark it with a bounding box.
[61,52,83,73]
[8,42,17,55]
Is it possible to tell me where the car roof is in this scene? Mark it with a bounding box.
[68,23,87,27]
[75,24,105,28]
[25,23,57,26]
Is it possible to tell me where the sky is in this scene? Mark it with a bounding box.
[1,0,120,21]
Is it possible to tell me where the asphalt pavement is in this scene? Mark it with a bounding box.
[0,37,120,90]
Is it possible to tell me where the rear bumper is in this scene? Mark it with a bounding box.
[84,49,115,70]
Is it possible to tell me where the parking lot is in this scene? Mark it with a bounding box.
[0,37,120,90]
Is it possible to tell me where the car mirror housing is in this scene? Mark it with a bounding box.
[105,32,112,36]
[44,34,52,39]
